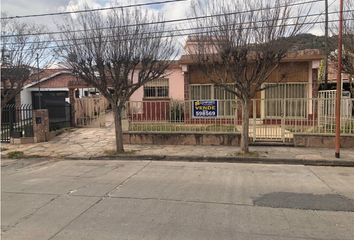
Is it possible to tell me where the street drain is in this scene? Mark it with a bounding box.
[253,192,354,212]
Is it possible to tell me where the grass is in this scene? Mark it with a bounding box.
[230,151,260,157]
[103,149,138,156]
[7,151,24,159]
[6,151,43,159]
[129,123,238,133]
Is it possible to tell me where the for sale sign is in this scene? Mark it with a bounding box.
[192,100,218,118]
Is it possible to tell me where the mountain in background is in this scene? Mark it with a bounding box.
[287,33,337,52]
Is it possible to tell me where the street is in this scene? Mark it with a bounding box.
[1,159,354,240]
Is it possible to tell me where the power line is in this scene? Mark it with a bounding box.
[7,18,352,52]
[3,10,350,47]
[0,0,189,20]
[1,0,324,38]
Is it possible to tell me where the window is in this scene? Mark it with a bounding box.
[190,84,236,100]
[264,83,308,118]
[144,78,169,98]
[190,84,212,100]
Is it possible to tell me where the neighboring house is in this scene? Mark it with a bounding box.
[318,61,353,95]
[129,61,185,102]
[128,62,185,121]
[21,69,73,108]
[19,69,98,109]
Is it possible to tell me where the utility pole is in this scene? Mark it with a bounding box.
[324,0,329,88]
[1,47,5,65]
[36,53,41,109]
[335,0,343,158]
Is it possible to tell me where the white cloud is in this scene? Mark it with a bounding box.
[1,0,342,39]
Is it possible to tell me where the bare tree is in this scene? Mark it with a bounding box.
[342,1,354,95]
[189,0,312,153]
[329,1,354,95]
[57,8,177,153]
[1,15,52,109]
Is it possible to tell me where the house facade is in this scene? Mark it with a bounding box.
[179,36,324,119]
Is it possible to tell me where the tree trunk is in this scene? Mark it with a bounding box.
[112,104,124,153]
[241,98,250,153]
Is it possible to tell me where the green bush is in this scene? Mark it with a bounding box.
[170,102,184,121]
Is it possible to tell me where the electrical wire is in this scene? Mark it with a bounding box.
[1,0,324,38]
[0,0,189,20]
[4,10,349,47]
[6,18,352,52]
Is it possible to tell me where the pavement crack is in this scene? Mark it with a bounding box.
[105,161,152,197]
[2,194,60,233]
[307,167,339,194]
[47,197,104,240]
[108,195,254,207]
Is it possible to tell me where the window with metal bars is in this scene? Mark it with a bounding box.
[144,78,169,98]
[264,83,308,118]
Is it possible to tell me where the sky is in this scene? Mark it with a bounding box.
[1,0,344,59]
[0,0,189,28]
[1,0,341,34]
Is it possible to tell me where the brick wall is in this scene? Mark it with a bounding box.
[31,73,77,88]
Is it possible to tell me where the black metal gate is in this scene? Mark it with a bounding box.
[32,91,72,131]
[46,103,72,131]
[1,104,34,143]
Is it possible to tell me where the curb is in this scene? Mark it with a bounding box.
[61,154,354,167]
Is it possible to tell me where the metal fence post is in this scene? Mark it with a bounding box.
[253,99,256,142]
[281,98,286,143]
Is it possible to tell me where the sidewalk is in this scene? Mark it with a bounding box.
[1,127,354,166]
[1,112,353,166]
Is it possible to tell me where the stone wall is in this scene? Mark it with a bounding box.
[123,132,241,146]
[33,109,50,143]
[294,134,354,148]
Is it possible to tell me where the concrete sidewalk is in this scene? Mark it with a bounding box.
[1,127,354,166]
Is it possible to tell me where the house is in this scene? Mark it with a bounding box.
[318,61,353,95]
[125,36,337,126]
[20,68,100,108]
[128,61,185,121]
[16,68,103,130]
[186,43,325,122]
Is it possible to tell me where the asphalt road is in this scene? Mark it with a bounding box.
[2,158,354,240]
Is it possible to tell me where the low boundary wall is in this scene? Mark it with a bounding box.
[123,132,241,146]
[294,134,354,148]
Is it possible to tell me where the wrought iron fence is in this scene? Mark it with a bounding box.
[45,104,72,131]
[1,104,33,143]
[125,98,354,142]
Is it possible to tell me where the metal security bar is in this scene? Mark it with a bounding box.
[144,78,169,98]
[1,104,33,143]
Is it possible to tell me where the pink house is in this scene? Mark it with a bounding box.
[128,62,186,121]
[129,61,185,102]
